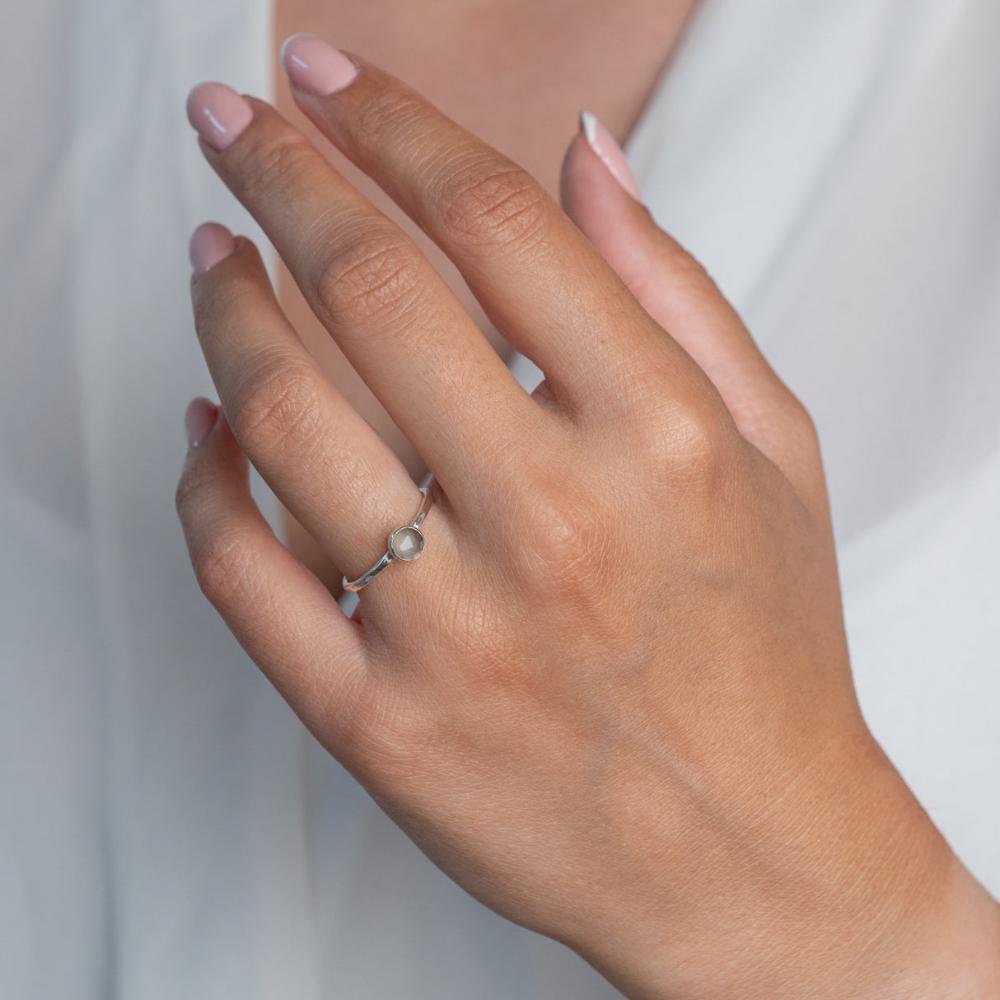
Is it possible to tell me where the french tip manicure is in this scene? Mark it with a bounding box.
[189,222,236,275]
[578,109,642,201]
[185,397,219,450]
[186,81,253,151]
[280,33,359,96]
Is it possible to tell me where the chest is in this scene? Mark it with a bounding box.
[273,0,695,191]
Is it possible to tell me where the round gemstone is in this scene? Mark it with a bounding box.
[388,525,425,561]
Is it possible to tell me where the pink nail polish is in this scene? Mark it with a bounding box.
[580,111,641,201]
[280,34,359,97]
[189,222,236,275]
[185,397,219,449]
[186,82,253,151]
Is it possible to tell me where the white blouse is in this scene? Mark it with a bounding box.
[2,0,997,996]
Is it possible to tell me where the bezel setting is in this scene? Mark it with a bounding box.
[388,525,425,561]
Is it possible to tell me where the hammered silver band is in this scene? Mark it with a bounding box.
[341,485,434,593]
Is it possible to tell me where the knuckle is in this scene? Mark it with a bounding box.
[633,238,718,309]
[189,525,260,609]
[332,673,447,789]
[174,463,208,524]
[236,134,315,202]
[781,391,819,445]
[514,471,612,587]
[437,160,550,253]
[634,391,737,485]
[737,386,821,458]
[356,700,436,783]
[230,354,322,457]
[192,272,246,342]
[353,87,425,155]
[664,401,725,463]
[660,239,711,285]
[314,231,426,331]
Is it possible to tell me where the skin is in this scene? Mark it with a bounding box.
[271,0,698,586]
[176,46,1000,1000]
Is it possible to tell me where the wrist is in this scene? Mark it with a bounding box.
[571,730,1000,999]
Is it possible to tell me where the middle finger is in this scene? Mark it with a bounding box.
[280,40,688,413]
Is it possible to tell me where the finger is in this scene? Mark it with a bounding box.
[560,117,828,511]
[278,37,704,414]
[188,223,433,584]
[175,398,371,736]
[185,84,540,504]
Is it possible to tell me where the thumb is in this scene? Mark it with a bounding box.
[560,113,824,508]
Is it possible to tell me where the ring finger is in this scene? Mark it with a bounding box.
[189,223,428,584]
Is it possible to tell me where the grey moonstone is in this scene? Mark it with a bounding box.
[389,526,425,561]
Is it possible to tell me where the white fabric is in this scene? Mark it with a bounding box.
[2,0,998,997]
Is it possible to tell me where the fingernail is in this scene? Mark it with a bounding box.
[280,34,359,96]
[186,82,253,151]
[185,397,219,450]
[189,222,236,275]
[579,111,641,201]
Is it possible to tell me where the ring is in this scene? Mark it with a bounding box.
[341,483,434,593]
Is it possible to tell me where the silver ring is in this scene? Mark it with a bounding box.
[341,484,434,593]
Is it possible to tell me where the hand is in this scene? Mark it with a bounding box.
[177,37,1000,998]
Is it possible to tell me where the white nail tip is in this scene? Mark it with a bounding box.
[279,32,312,69]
